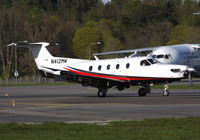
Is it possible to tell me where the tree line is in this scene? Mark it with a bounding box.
[1,0,200,79]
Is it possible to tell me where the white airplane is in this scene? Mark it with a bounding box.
[94,44,200,77]
[7,42,193,97]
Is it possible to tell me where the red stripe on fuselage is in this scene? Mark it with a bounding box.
[64,67,170,81]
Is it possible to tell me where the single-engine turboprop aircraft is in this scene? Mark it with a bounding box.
[8,42,193,97]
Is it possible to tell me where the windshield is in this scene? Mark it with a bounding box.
[140,60,151,66]
[147,59,159,64]
[152,54,171,59]
[156,55,164,59]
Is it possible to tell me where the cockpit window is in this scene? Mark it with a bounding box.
[156,55,164,59]
[153,54,171,59]
[140,60,151,66]
[165,55,169,59]
[147,59,158,64]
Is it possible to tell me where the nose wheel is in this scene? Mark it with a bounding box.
[163,83,169,96]
[98,88,107,97]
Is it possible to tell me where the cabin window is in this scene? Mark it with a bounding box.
[140,60,151,66]
[107,65,110,70]
[116,64,120,69]
[89,66,93,71]
[126,63,130,69]
[98,65,102,71]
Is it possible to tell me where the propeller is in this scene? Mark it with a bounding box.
[187,67,195,88]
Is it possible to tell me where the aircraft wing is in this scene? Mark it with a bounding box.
[94,47,157,58]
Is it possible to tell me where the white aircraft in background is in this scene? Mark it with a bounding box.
[7,42,194,97]
[94,44,200,78]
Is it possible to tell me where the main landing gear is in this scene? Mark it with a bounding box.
[98,88,107,97]
[138,84,151,97]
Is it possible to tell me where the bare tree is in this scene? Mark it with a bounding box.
[0,9,25,79]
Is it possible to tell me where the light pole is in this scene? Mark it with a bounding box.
[89,42,101,60]
[14,46,19,82]
[193,12,200,28]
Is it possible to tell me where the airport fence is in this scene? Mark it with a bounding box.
[0,76,60,85]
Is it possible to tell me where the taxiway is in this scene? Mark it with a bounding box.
[0,85,200,123]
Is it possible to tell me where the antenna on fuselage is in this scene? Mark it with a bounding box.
[93,55,99,60]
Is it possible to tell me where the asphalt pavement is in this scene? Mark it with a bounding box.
[0,85,200,123]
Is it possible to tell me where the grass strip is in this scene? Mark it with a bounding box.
[0,118,200,140]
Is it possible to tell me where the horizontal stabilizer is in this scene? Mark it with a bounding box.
[7,41,59,70]
[7,41,59,48]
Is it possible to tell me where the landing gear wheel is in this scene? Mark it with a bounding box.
[98,88,107,97]
[163,83,169,96]
[163,90,169,96]
[138,88,147,97]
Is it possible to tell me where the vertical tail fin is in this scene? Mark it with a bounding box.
[28,42,53,69]
[30,42,52,59]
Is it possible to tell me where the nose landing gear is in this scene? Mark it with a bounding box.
[163,83,169,96]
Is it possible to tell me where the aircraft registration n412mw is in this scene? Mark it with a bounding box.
[7,42,194,97]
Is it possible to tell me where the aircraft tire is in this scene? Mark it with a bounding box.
[163,90,169,96]
[138,88,147,97]
[98,88,107,97]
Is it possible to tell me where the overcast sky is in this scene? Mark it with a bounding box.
[102,0,111,4]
